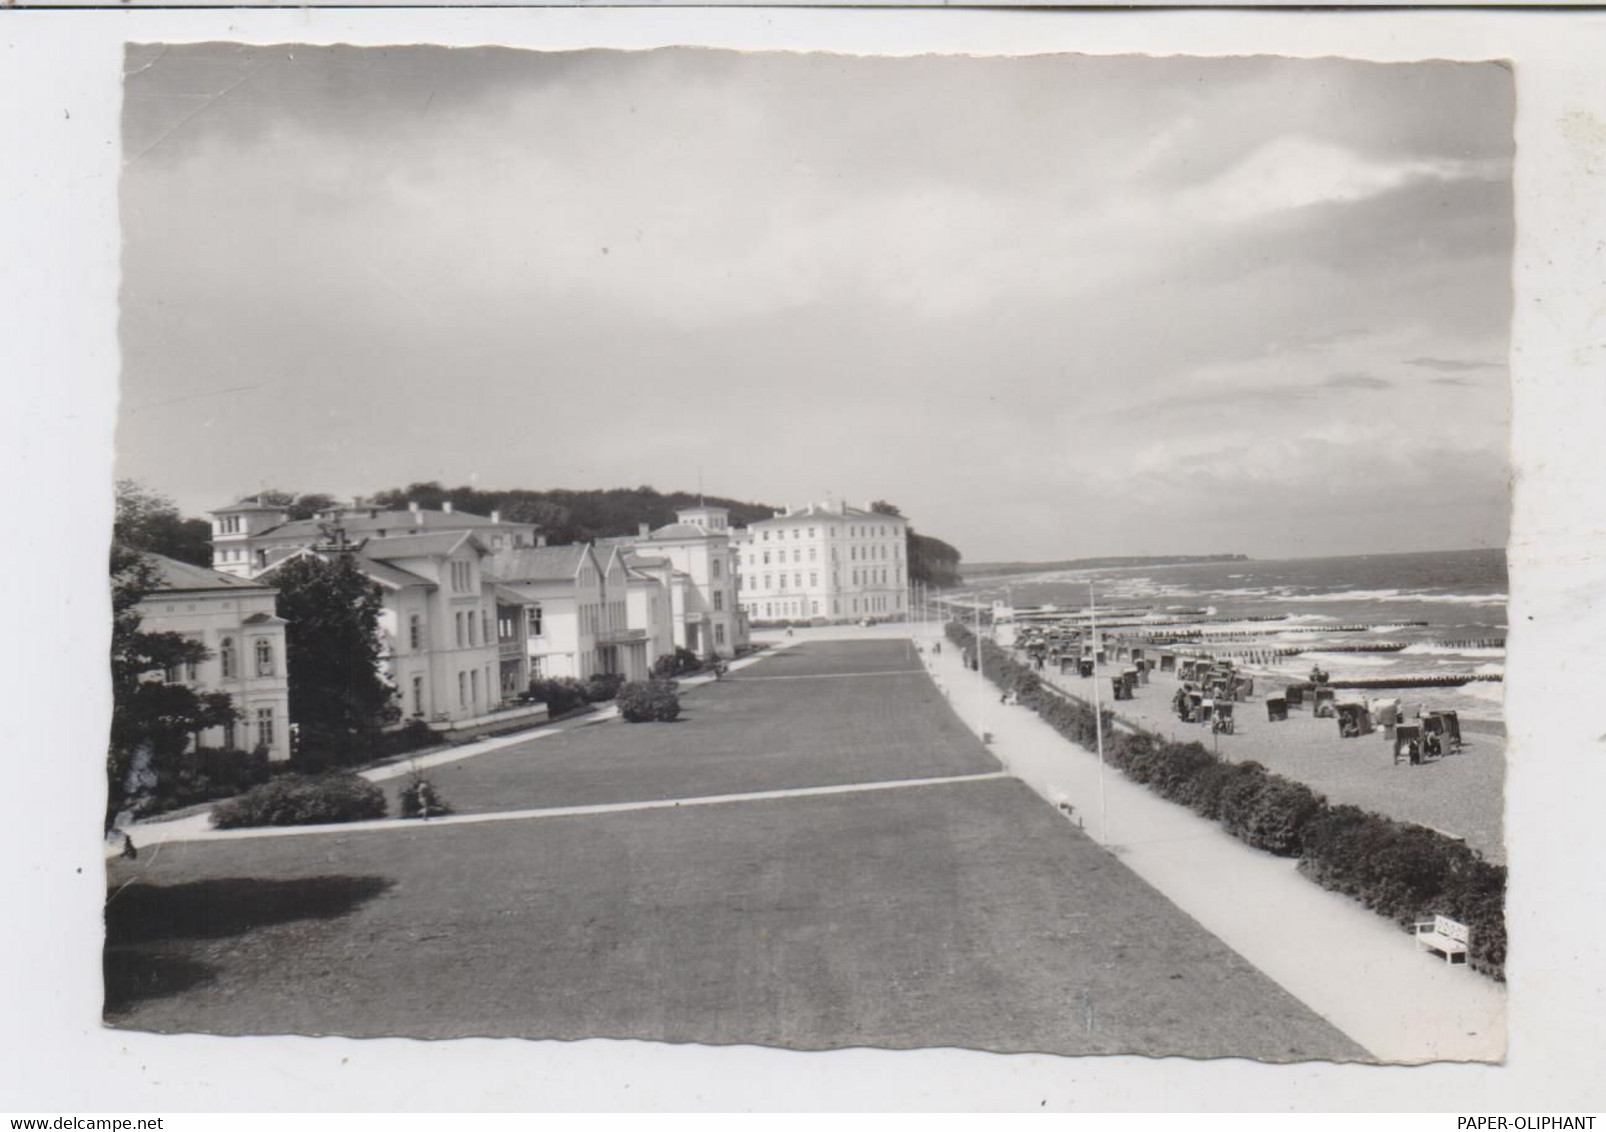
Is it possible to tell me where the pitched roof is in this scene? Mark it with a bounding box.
[349,556,435,590]
[142,552,271,593]
[255,508,525,541]
[210,496,289,514]
[360,531,483,561]
[646,522,717,541]
[484,544,591,583]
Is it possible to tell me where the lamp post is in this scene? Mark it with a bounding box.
[1089,581,1108,847]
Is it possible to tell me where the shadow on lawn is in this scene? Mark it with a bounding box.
[106,875,394,945]
[104,875,394,1017]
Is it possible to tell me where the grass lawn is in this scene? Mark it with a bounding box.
[105,776,1364,1060]
[379,641,1000,816]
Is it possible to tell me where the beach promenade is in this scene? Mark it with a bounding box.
[907,622,1505,1063]
[1033,653,1506,862]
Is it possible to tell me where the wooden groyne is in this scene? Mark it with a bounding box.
[1326,673,1503,690]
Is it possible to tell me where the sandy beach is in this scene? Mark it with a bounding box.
[1033,653,1506,863]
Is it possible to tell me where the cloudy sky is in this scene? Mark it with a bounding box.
[118,44,1512,563]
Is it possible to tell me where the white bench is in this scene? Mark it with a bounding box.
[1414,915,1471,965]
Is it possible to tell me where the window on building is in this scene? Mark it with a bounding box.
[795,573,802,588]
[792,549,800,563]
[458,671,468,708]
[712,559,722,579]
[715,623,726,645]
[811,601,820,615]
[713,591,724,612]
[256,707,275,751]
[219,637,236,679]
[778,574,787,591]
[809,547,816,562]
[223,721,236,749]
[810,573,818,587]
[413,675,425,717]
[483,612,492,644]
[455,612,465,647]
[254,638,274,676]
[470,669,479,705]
[808,528,815,538]
[528,604,543,636]
[409,614,422,650]
[764,574,772,589]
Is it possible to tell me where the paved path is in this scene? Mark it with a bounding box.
[913,623,1505,1064]
[122,770,1011,846]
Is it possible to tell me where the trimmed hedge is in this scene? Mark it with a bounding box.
[528,677,588,717]
[211,771,388,828]
[584,672,627,703]
[617,679,682,723]
[945,621,1507,979]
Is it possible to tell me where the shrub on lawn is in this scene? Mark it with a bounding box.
[211,771,388,829]
[528,677,588,717]
[583,672,626,703]
[397,766,451,819]
[617,679,681,723]
[138,747,272,818]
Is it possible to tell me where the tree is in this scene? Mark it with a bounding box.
[267,554,399,763]
[107,546,238,829]
[868,500,903,517]
[115,480,214,567]
[256,490,337,521]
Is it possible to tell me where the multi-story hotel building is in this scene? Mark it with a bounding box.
[732,501,910,624]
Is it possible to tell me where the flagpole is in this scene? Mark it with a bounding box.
[1090,581,1108,846]
[973,591,987,736]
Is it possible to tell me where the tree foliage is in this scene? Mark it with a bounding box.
[115,480,214,567]
[107,546,238,828]
[862,498,963,588]
[266,554,398,763]
[256,490,338,521]
[366,482,777,544]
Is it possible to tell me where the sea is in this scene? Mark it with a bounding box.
[964,547,1507,724]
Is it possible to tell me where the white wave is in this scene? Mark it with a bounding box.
[1402,644,1506,658]
[1273,587,1506,608]
[1474,662,1506,677]
[1280,588,1403,603]
[1301,653,1399,668]
[1386,592,1509,607]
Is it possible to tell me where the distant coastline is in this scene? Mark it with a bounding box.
[964,554,1250,580]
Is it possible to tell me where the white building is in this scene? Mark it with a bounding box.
[268,531,521,729]
[733,501,910,625]
[620,505,745,659]
[136,552,292,760]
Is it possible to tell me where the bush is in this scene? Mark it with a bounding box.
[375,718,440,759]
[583,672,626,703]
[617,679,682,723]
[211,771,388,828]
[141,747,272,817]
[528,677,588,717]
[398,766,451,819]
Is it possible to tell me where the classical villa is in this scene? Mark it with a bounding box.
[135,553,292,760]
[732,501,910,625]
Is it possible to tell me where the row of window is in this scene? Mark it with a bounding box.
[207,706,276,753]
[738,565,902,594]
[753,523,898,542]
[166,635,276,683]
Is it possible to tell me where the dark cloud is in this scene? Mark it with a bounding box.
[1405,356,1504,372]
[1323,372,1393,391]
